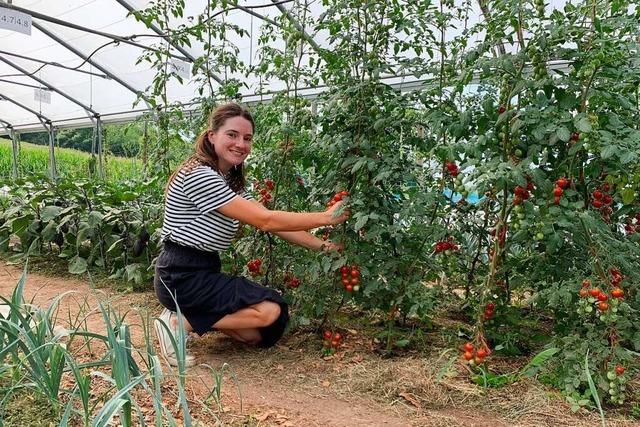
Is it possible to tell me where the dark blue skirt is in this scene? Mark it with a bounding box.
[154,241,289,347]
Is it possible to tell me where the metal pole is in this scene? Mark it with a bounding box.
[10,128,18,179]
[47,124,57,179]
[0,2,191,62]
[96,117,104,179]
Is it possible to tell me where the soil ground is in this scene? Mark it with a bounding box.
[0,261,637,426]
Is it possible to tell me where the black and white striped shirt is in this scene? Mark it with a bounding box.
[161,165,251,252]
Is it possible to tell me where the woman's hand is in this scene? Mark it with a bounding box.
[325,201,350,225]
[321,240,343,253]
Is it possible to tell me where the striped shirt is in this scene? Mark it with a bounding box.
[161,165,251,252]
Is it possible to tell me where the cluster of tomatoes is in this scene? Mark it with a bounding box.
[577,277,625,322]
[434,237,459,255]
[552,176,570,205]
[607,365,628,405]
[338,264,361,292]
[322,330,343,354]
[246,258,263,276]
[326,190,349,208]
[460,341,490,366]
[591,183,614,221]
[512,181,533,206]
[254,178,275,205]
[444,161,460,177]
[284,272,302,289]
[623,213,640,234]
[609,268,625,288]
[483,302,496,320]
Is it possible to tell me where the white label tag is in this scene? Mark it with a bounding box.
[34,88,51,104]
[0,7,32,36]
[170,59,191,80]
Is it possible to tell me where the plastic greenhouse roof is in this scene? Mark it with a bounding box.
[0,0,571,134]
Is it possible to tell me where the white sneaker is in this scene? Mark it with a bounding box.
[154,308,196,367]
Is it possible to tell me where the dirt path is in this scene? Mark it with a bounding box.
[1,262,630,427]
[0,263,429,426]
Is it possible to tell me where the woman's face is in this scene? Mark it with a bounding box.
[208,116,253,173]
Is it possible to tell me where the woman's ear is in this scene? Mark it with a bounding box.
[207,130,215,145]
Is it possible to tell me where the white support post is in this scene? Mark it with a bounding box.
[47,124,57,179]
[10,128,18,179]
[96,117,104,179]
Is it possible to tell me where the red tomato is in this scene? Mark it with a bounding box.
[323,331,332,340]
[611,288,624,299]
[463,342,474,352]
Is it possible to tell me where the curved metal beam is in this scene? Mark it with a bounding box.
[270,0,322,53]
[0,3,191,62]
[115,0,223,84]
[0,78,53,89]
[34,22,145,99]
[0,91,51,124]
[0,55,98,116]
[0,49,108,78]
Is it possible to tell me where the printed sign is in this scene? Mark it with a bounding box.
[0,7,32,35]
[34,88,51,104]
[170,59,191,80]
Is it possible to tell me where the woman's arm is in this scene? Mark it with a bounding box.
[217,195,348,232]
[272,230,342,252]
[238,200,342,251]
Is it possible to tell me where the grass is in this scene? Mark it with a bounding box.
[0,374,58,427]
[0,138,141,182]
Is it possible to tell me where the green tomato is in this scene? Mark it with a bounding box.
[607,371,617,380]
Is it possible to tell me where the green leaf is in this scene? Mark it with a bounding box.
[584,351,607,427]
[556,126,571,142]
[76,222,93,245]
[619,150,636,165]
[88,211,104,228]
[395,339,410,348]
[601,145,617,159]
[621,188,635,205]
[41,206,63,222]
[354,214,368,231]
[574,116,592,133]
[521,347,559,377]
[68,256,88,275]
